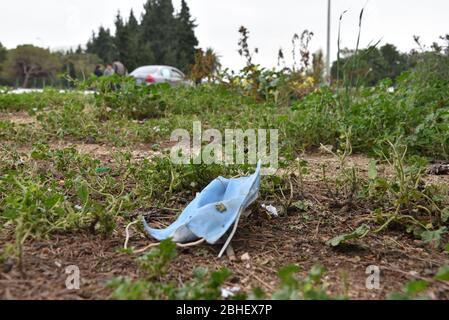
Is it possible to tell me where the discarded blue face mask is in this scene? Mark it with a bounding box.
[142,161,262,257]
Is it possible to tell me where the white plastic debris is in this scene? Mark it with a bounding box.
[220,286,241,299]
[261,204,279,217]
[240,252,251,261]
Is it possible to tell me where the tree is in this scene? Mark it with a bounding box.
[114,10,140,72]
[2,45,61,88]
[442,34,449,56]
[128,9,139,35]
[140,0,177,65]
[311,50,324,84]
[114,12,127,63]
[136,0,156,65]
[379,44,408,81]
[61,52,102,80]
[0,42,7,74]
[331,44,409,86]
[86,27,117,63]
[75,45,83,55]
[139,43,156,67]
[125,10,140,71]
[190,48,221,84]
[85,0,199,71]
[176,0,199,72]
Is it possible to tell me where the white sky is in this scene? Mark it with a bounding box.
[0,0,448,70]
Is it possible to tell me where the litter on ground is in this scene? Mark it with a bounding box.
[141,161,262,257]
[261,204,279,217]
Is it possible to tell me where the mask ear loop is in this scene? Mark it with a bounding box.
[218,160,262,258]
[124,218,205,254]
[218,210,243,258]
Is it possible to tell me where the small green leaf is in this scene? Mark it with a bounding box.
[159,238,178,260]
[277,264,300,283]
[441,207,449,223]
[95,167,111,174]
[405,280,428,295]
[248,287,266,300]
[434,265,449,281]
[327,225,370,247]
[193,267,209,279]
[388,280,430,300]
[76,180,89,206]
[292,200,311,212]
[210,268,231,286]
[368,160,378,180]
[421,227,447,247]
[307,265,326,283]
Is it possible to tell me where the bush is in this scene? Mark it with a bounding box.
[84,75,170,120]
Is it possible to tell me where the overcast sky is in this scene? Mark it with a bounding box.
[0,0,448,70]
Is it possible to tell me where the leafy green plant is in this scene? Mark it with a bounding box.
[360,142,449,239]
[109,239,231,300]
[387,280,430,300]
[263,264,337,300]
[138,239,178,279]
[327,225,370,247]
[81,75,169,121]
[175,267,231,300]
[0,172,88,269]
[434,265,449,282]
[420,227,448,248]
[109,267,231,300]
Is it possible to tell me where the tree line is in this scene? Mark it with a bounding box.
[86,0,198,73]
[0,0,198,88]
[331,36,449,86]
[0,0,447,89]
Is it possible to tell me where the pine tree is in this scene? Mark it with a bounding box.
[114,11,131,69]
[140,0,177,65]
[85,0,199,72]
[138,0,157,65]
[157,0,178,64]
[128,9,139,32]
[0,42,7,74]
[86,27,117,64]
[176,0,199,72]
[126,10,140,70]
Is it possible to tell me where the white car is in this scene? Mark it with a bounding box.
[130,65,192,86]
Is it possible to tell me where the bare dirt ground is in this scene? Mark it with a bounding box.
[0,112,37,125]
[1,151,448,300]
[1,112,449,300]
[2,211,449,300]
